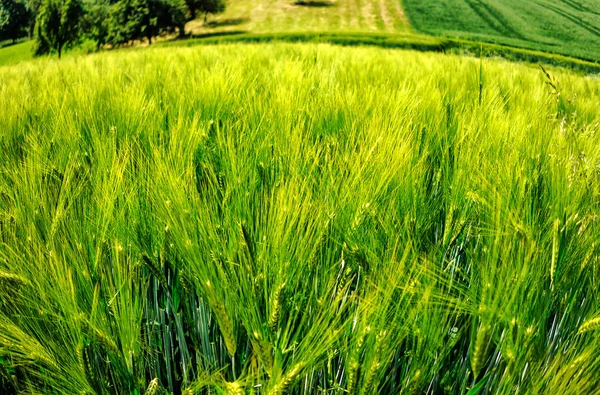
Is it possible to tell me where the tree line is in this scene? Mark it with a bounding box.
[0,0,225,57]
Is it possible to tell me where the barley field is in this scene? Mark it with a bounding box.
[1,43,600,394]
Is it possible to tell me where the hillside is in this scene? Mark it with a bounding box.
[2,0,600,71]
[403,0,600,62]
[2,43,600,394]
[186,0,410,35]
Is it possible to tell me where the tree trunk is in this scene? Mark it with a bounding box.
[190,8,196,19]
[204,12,208,23]
[58,45,62,59]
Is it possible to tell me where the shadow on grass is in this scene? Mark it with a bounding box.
[204,18,250,28]
[176,30,248,41]
[0,39,27,49]
[294,1,335,7]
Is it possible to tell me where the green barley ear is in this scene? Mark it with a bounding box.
[268,281,286,332]
[141,255,168,287]
[362,357,380,394]
[503,319,517,363]
[214,301,236,356]
[346,358,359,394]
[79,343,97,392]
[347,326,367,393]
[79,316,120,356]
[203,279,236,356]
[224,380,243,395]
[179,270,195,296]
[30,351,59,371]
[578,316,600,334]
[470,324,490,379]
[269,363,304,394]
[0,271,28,288]
[550,219,559,291]
[0,272,28,310]
[252,331,274,376]
[144,378,160,395]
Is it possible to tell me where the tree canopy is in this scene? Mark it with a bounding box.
[0,0,33,43]
[107,0,187,46]
[186,0,224,20]
[33,0,84,57]
[26,0,226,57]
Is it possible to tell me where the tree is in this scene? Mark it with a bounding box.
[106,0,144,46]
[144,0,186,43]
[107,0,186,46]
[0,0,33,43]
[82,0,110,50]
[25,0,43,36]
[33,0,84,58]
[185,0,224,21]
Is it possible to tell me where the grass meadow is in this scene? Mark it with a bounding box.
[1,43,600,394]
[2,0,600,74]
[403,0,600,62]
[0,41,35,67]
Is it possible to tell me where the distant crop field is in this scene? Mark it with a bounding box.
[2,43,600,394]
[186,0,410,36]
[402,0,600,61]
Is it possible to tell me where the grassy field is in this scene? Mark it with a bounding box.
[0,41,35,67]
[0,39,101,67]
[186,0,410,35]
[2,43,600,394]
[402,0,600,62]
[3,0,600,72]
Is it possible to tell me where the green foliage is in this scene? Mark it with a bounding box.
[33,0,84,57]
[185,0,224,20]
[1,43,600,394]
[0,0,33,43]
[82,0,110,50]
[402,0,600,62]
[106,0,146,45]
[107,0,187,46]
